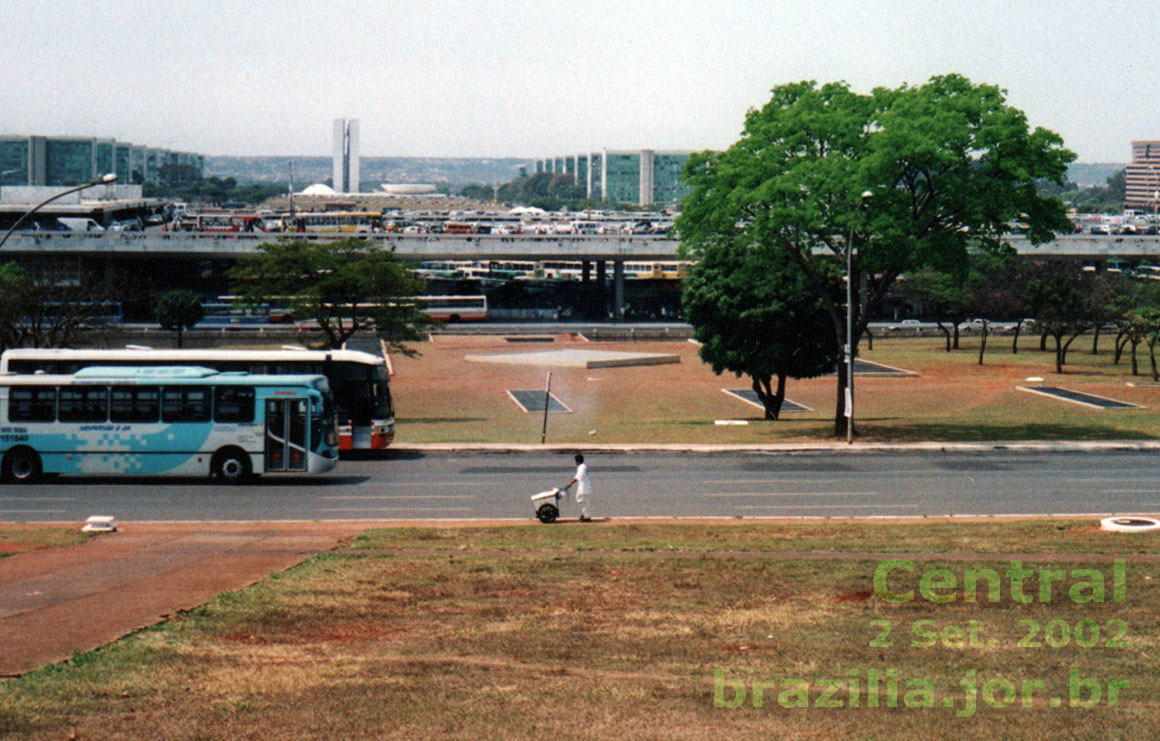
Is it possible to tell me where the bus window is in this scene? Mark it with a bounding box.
[110,386,161,423]
[59,387,108,422]
[9,387,56,422]
[162,387,211,423]
[214,386,255,422]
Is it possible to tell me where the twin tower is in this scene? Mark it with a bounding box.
[332,118,360,194]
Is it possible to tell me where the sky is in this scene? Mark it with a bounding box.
[2,0,1157,162]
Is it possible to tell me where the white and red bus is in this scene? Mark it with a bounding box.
[1,347,393,451]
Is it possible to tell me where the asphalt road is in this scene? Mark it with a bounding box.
[4,450,1160,522]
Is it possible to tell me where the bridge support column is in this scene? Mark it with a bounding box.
[596,260,607,319]
[613,260,625,322]
[582,260,591,282]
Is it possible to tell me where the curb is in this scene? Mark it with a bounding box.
[385,441,1160,455]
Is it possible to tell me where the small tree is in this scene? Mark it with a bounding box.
[155,289,204,348]
[682,240,839,419]
[1025,268,1089,373]
[229,238,431,353]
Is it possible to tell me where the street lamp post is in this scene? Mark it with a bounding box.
[0,173,118,250]
[845,190,873,444]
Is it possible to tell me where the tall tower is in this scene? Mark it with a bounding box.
[332,118,360,194]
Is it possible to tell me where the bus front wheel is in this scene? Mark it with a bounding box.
[3,447,42,484]
[212,448,252,485]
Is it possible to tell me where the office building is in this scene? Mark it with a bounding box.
[0,135,203,187]
[1125,141,1160,212]
[332,118,360,194]
[534,149,693,207]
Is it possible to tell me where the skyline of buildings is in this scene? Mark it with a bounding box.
[1124,140,1160,213]
[0,135,203,188]
[535,150,694,207]
[331,118,360,195]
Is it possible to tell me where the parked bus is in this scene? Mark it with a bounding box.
[416,295,488,322]
[285,212,381,233]
[178,213,268,233]
[1,347,393,451]
[0,366,338,484]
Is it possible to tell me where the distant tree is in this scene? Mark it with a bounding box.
[0,261,108,351]
[903,267,971,352]
[229,238,431,352]
[155,289,205,348]
[682,240,839,419]
[1025,267,1090,373]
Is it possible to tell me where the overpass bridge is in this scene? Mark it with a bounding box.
[3,232,1159,322]
[4,231,1160,262]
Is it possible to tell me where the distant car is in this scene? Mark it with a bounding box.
[887,319,922,331]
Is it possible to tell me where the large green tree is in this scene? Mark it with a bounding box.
[677,75,1074,435]
[682,241,839,419]
[229,238,430,352]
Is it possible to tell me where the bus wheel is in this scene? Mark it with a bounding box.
[3,447,42,484]
[212,448,252,484]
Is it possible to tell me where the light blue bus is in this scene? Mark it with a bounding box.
[0,366,339,484]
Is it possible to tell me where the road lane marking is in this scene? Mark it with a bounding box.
[319,507,474,513]
[702,492,881,497]
[736,504,918,510]
[320,495,476,500]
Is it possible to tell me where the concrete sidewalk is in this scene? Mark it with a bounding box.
[0,522,367,677]
[391,440,1160,454]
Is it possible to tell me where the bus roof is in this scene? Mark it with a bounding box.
[1,367,329,387]
[1,347,384,366]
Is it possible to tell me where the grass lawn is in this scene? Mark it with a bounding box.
[388,333,1160,445]
[0,527,88,558]
[3,521,1159,739]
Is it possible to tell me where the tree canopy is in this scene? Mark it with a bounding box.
[682,240,839,419]
[228,238,431,352]
[155,289,205,348]
[677,74,1075,435]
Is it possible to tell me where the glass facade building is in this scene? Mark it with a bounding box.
[0,135,202,187]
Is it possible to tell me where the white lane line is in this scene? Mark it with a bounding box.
[702,479,849,485]
[318,507,474,513]
[736,504,919,510]
[702,492,881,497]
[320,495,475,500]
[0,497,75,501]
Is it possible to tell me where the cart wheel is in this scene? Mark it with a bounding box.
[536,503,559,524]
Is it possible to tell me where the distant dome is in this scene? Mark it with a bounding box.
[299,183,337,196]
[380,183,437,195]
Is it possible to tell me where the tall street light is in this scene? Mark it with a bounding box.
[0,173,118,250]
[846,190,873,444]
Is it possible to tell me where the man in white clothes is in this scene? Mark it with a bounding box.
[564,453,592,522]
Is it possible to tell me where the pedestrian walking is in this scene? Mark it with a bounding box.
[564,453,592,522]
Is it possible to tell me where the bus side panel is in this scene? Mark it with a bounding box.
[23,422,263,476]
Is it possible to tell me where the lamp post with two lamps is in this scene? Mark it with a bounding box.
[845,190,873,444]
[0,173,118,250]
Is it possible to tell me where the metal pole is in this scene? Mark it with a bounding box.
[845,191,872,444]
[540,371,552,444]
[0,173,117,250]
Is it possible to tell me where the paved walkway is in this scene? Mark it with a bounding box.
[0,522,367,677]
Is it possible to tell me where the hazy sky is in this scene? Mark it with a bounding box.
[3,1,1155,162]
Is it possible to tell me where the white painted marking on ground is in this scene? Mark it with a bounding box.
[321,495,475,500]
[703,492,881,497]
[736,504,919,510]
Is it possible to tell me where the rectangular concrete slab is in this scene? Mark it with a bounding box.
[1017,385,1143,409]
[508,389,571,413]
[467,349,680,368]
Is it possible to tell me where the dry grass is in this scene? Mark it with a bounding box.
[0,527,88,558]
[3,522,1160,739]
[387,334,1160,444]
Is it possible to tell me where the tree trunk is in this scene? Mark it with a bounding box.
[1114,332,1128,365]
[977,323,988,365]
[176,327,183,349]
[1054,333,1064,373]
[1131,341,1139,376]
[936,322,951,352]
[1150,341,1158,382]
[1091,323,1101,355]
[1012,320,1022,355]
[752,374,784,420]
[834,358,850,436]
[1061,331,1083,370]
[866,329,873,351]
[1039,331,1048,352]
[953,323,961,350]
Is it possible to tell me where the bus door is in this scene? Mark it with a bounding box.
[265,398,308,471]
